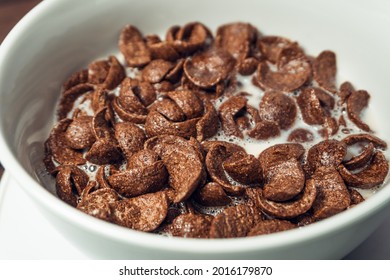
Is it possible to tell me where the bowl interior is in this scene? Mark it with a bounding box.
[1,0,390,258]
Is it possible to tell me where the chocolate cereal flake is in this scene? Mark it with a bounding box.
[169,213,213,238]
[248,219,296,236]
[313,50,337,93]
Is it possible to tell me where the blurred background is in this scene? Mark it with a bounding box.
[0,0,41,177]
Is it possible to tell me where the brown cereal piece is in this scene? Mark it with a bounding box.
[315,87,335,110]
[263,158,305,202]
[258,36,293,63]
[85,108,123,165]
[254,57,311,92]
[338,151,389,189]
[57,84,94,120]
[118,78,148,115]
[141,59,175,84]
[88,56,126,90]
[144,135,205,202]
[108,154,168,197]
[259,91,297,129]
[258,143,305,173]
[344,143,375,170]
[255,179,317,219]
[218,95,247,138]
[119,25,151,67]
[349,188,365,206]
[166,22,213,55]
[114,122,146,162]
[209,204,262,238]
[183,47,235,89]
[346,90,371,132]
[46,119,86,165]
[247,120,280,140]
[206,145,251,195]
[338,115,347,128]
[248,219,296,236]
[64,116,96,150]
[313,50,337,93]
[342,133,387,149]
[319,117,339,138]
[310,166,351,219]
[169,213,213,238]
[126,149,160,170]
[55,165,89,207]
[130,79,157,107]
[338,81,354,105]
[147,38,180,62]
[306,140,347,174]
[63,69,88,91]
[111,191,169,232]
[222,151,262,185]
[96,166,111,189]
[150,98,185,122]
[167,90,204,119]
[276,44,306,68]
[144,110,199,139]
[77,184,119,221]
[193,182,232,206]
[196,99,219,142]
[297,87,327,125]
[287,128,314,143]
[112,97,147,124]
[215,22,259,75]
[201,140,245,154]
[90,87,113,118]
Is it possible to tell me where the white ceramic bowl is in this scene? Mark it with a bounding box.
[1,0,390,259]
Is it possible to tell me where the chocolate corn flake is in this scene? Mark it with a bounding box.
[44,21,389,239]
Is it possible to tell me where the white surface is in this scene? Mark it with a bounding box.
[0,171,389,260]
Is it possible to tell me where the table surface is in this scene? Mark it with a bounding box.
[1,0,390,260]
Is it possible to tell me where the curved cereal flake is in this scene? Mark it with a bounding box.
[247,120,280,140]
[310,166,351,219]
[256,179,317,219]
[169,213,213,238]
[55,165,89,207]
[206,144,257,195]
[167,90,204,119]
[338,81,354,105]
[144,135,205,202]
[342,133,387,149]
[254,59,311,92]
[287,128,314,143]
[118,78,148,115]
[218,96,247,138]
[258,36,293,63]
[276,44,306,68]
[85,139,123,165]
[119,25,151,67]
[46,119,86,165]
[222,151,261,185]
[166,22,213,55]
[150,98,186,122]
[349,188,365,206]
[141,59,175,84]
[57,84,94,120]
[248,219,296,236]
[77,185,119,221]
[346,90,371,132]
[262,158,305,202]
[183,47,235,89]
[111,191,169,232]
[297,87,327,125]
[88,56,125,90]
[338,151,389,189]
[114,122,146,161]
[112,97,147,124]
[147,39,180,61]
[193,182,231,206]
[259,91,297,129]
[129,79,156,107]
[306,140,347,174]
[258,143,305,174]
[65,116,96,150]
[344,143,374,170]
[144,110,199,139]
[313,50,337,93]
[319,117,339,139]
[108,160,168,197]
[63,69,88,91]
[96,166,112,189]
[196,99,219,142]
[209,205,262,238]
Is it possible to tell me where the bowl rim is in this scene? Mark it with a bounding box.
[1,0,390,256]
